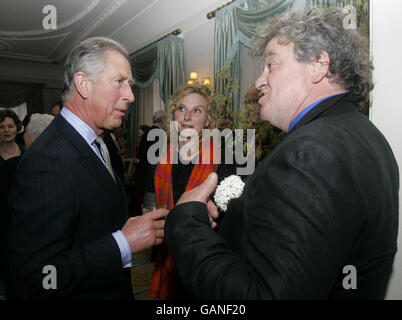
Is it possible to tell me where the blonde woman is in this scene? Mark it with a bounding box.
[148,83,239,300]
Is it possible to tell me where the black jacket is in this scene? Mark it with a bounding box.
[8,115,132,300]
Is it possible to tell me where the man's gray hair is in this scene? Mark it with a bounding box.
[61,37,129,103]
[27,113,54,137]
[252,8,373,110]
[153,110,168,124]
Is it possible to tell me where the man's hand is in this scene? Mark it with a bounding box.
[207,199,219,229]
[121,209,168,253]
[177,172,219,228]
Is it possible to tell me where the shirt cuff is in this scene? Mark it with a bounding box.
[112,230,132,268]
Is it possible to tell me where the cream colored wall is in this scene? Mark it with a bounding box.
[371,0,402,300]
[183,18,216,87]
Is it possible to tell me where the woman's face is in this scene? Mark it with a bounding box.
[138,129,144,137]
[174,93,209,138]
[0,117,18,143]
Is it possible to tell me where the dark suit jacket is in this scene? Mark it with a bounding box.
[8,115,133,300]
[165,93,399,299]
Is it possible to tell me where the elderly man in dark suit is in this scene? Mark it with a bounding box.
[8,37,167,300]
[164,8,399,299]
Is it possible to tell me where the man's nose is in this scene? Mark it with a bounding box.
[124,85,135,103]
[255,70,267,91]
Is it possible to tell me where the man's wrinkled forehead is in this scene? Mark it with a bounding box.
[264,38,294,58]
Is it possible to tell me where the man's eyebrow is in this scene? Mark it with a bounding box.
[118,74,134,85]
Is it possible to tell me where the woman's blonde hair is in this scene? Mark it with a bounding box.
[168,83,218,132]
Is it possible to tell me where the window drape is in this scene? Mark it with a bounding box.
[157,35,186,105]
[126,79,165,158]
[130,46,158,89]
[214,5,242,119]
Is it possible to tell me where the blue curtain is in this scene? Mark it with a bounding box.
[126,35,185,156]
[214,0,297,120]
[157,35,186,105]
[214,5,241,118]
[129,34,185,102]
[130,46,158,89]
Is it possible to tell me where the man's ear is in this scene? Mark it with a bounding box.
[73,72,91,99]
[311,51,331,84]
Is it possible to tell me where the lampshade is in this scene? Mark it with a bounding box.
[187,79,194,84]
[190,72,198,80]
[202,77,211,86]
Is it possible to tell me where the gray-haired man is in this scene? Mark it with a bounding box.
[165,8,399,299]
[8,37,168,300]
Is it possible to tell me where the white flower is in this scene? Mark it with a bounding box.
[214,175,245,212]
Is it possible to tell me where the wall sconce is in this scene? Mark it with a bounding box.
[187,71,198,84]
[202,77,211,86]
[190,72,198,80]
[187,73,211,86]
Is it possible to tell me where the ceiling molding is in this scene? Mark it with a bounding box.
[55,0,128,62]
[0,0,229,65]
[109,0,159,38]
[73,0,128,45]
[0,39,16,52]
[2,32,71,42]
[0,52,54,64]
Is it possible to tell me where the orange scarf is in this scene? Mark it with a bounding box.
[149,139,219,299]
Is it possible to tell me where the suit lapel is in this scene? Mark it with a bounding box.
[53,116,123,208]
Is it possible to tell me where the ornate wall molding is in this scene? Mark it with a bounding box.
[73,0,128,44]
[0,39,16,52]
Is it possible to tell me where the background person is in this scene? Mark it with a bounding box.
[15,113,31,148]
[2,113,54,299]
[23,113,55,149]
[0,109,23,299]
[51,101,62,116]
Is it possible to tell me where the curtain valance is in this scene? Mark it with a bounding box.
[129,34,185,104]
